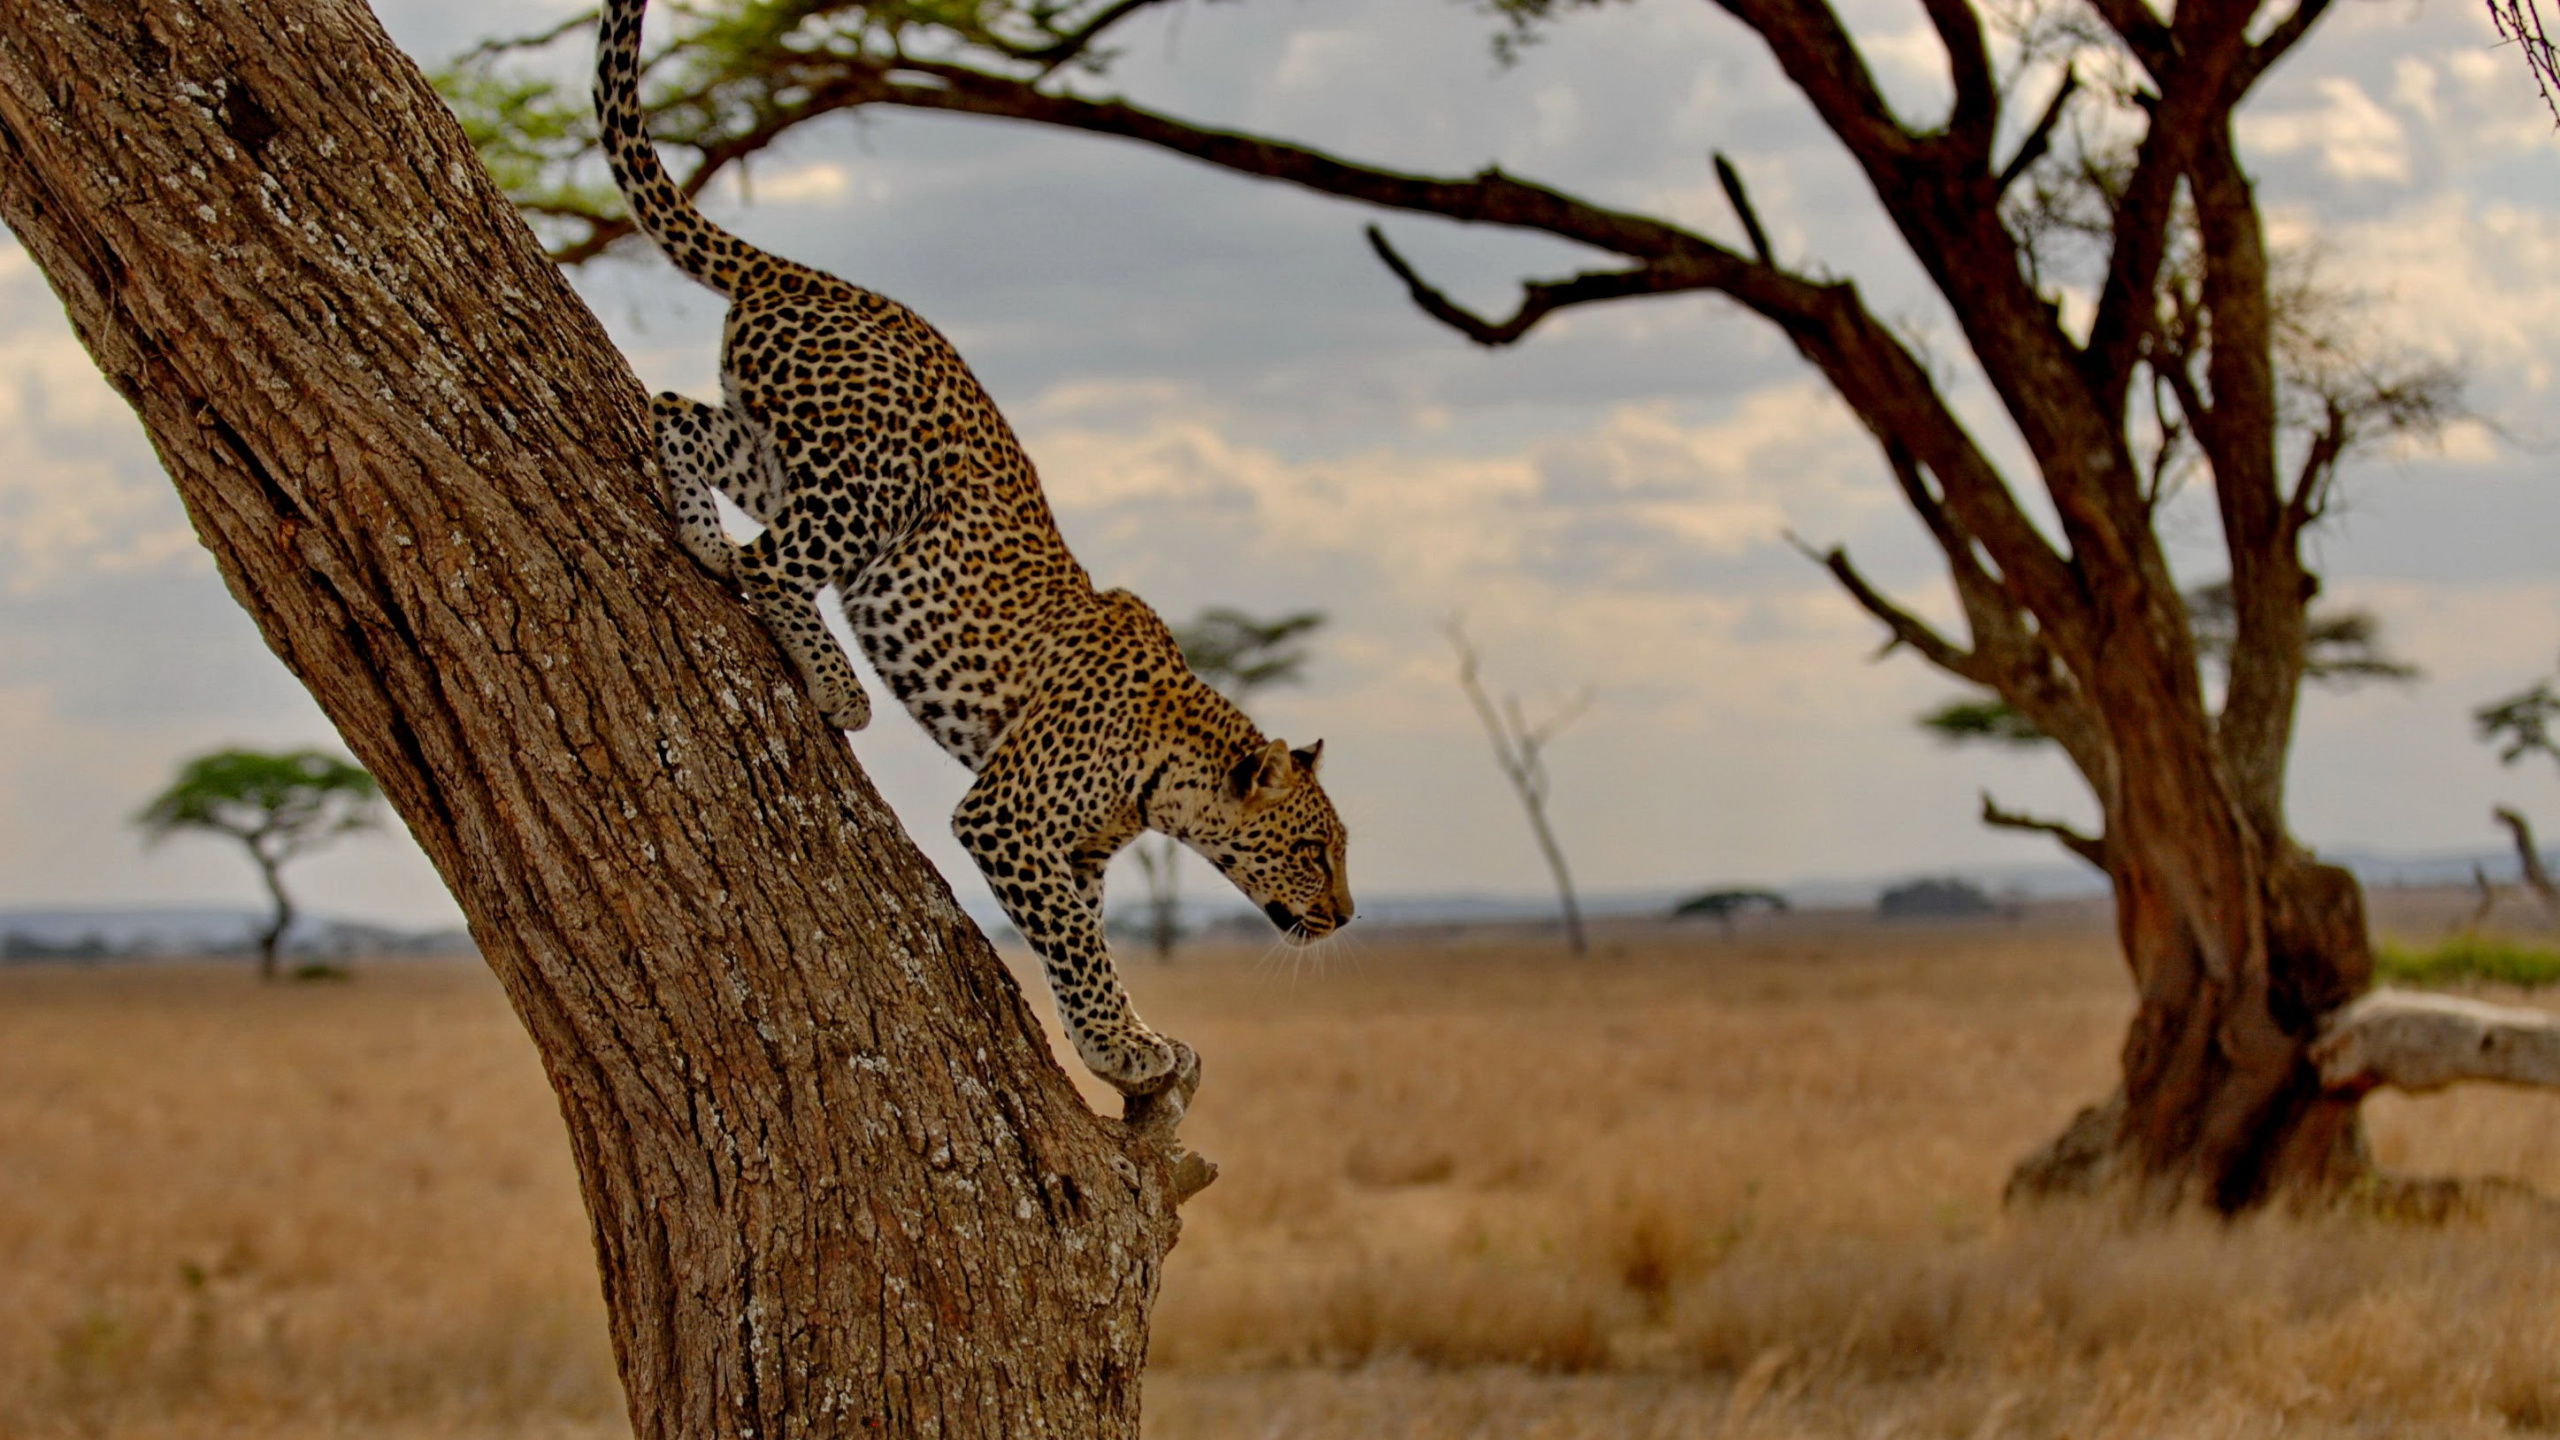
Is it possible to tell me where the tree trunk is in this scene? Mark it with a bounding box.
[1525,792,1590,959]
[251,848,291,983]
[0,4,1186,1434]
[2012,707,2373,1211]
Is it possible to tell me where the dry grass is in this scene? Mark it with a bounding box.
[6,897,2560,1438]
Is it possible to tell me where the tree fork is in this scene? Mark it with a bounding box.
[0,2,1186,1434]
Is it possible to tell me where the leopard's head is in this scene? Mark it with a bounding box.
[1191,738,1353,943]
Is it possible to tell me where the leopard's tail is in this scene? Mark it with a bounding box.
[593,0,763,297]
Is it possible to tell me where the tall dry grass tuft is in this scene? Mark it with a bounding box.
[0,964,623,1440]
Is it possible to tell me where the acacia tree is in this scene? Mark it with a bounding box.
[450,0,2488,1209]
[1130,608,1326,959]
[136,748,380,980]
[0,3,1200,1434]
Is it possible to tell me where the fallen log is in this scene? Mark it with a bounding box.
[2313,988,2560,1095]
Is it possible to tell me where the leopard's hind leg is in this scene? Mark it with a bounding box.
[731,495,877,732]
[650,394,762,582]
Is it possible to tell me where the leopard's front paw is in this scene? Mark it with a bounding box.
[1087,1029,1187,1097]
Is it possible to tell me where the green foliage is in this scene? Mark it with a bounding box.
[2185,581,2419,685]
[431,62,617,220]
[1174,607,1326,703]
[1923,579,2417,749]
[2374,934,2560,990]
[1469,0,1631,62]
[2478,676,2560,768]
[1917,698,2050,748]
[1669,887,1788,921]
[135,748,381,860]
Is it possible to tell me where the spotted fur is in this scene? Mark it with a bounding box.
[596,0,1353,1093]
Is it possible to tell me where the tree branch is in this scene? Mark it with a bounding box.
[2243,0,2339,84]
[1791,533,1983,677]
[989,0,1185,69]
[1981,791,2109,869]
[1713,152,1773,264]
[1706,0,1922,165]
[1917,0,1999,161]
[1996,67,2079,194]
[2083,0,2265,415]
[1365,226,1710,346]
[2083,0,2174,75]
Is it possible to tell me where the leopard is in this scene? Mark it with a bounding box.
[594,0,1354,1099]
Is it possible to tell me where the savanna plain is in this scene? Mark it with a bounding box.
[7,898,2560,1440]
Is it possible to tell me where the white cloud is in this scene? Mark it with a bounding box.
[2392,57,2440,122]
[2241,77,2410,183]
[2317,193,2560,394]
[0,248,203,593]
[735,161,866,206]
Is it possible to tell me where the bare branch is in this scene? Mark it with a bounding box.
[450,6,599,65]
[1713,152,1773,265]
[2487,0,2560,125]
[1997,67,2080,195]
[1918,0,1999,160]
[1365,226,1704,347]
[1707,0,1923,165]
[1790,532,1983,677]
[2245,0,2338,83]
[1981,791,2109,869]
[2083,0,2173,74]
[2083,0,2266,415]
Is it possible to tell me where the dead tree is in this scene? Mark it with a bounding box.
[1447,621,1591,957]
[0,3,1196,1433]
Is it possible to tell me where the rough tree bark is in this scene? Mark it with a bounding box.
[0,2,1191,1434]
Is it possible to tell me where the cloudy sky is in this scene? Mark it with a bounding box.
[1,0,2555,930]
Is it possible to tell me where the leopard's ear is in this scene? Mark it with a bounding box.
[1229,738,1295,801]
[1290,739,1325,776]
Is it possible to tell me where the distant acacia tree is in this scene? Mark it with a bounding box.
[1670,887,1789,936]
[136,748,381,980]
[1130,607,1325,959]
